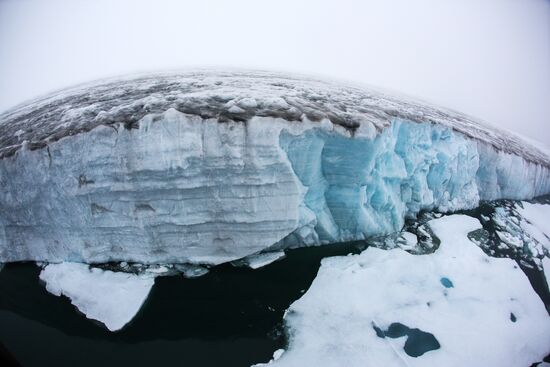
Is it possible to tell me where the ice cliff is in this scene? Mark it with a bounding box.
[0,71,549,264]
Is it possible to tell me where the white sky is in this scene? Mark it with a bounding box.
[1,0,549,144]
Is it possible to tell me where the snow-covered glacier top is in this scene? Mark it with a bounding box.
[0,70,548,166]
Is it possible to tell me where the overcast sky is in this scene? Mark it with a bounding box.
[1,0,549,145]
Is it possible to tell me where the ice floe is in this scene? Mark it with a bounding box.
[480,200,550,264]
[39,262,154,331]
[516,201,550,252]
[257,215,550,367]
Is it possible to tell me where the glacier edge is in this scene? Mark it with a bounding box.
[1,109,549,264]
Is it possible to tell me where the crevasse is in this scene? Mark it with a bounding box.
[0,110,549,264]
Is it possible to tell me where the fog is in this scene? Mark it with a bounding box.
[1,0,549,144]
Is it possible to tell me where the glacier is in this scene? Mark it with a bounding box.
[0,71,549,265]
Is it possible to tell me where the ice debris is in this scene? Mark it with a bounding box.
[233,251,286,269]
[469,200,550,268]
[39,262,154,331]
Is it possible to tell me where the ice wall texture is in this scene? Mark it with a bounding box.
[0,71,549,264]
[278,118,550,248]
[0,112,303,264]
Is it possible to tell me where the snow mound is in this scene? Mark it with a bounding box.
[39,262,154,331]
[258,215,550,367]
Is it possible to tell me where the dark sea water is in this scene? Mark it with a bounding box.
[0,242,365,367]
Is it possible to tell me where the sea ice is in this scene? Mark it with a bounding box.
[488,201,550,261]
[515,202,550,252]
[233,251,286,269]
[173,263,210,278]
[257,215,550,367]
[39,262,154,331]
[397,231,417,250]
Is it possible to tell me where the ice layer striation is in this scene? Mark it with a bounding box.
[0,71,549,264]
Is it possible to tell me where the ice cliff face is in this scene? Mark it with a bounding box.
[0,71,549,264]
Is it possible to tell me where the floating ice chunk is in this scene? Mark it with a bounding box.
[263,349,285,364]
[397,231,417,250]
[272,349,285,361]
[105,262,210,278]
[39,262,154,331]
[234,251,286,270]
[174,264,210,278]
[489,201,550,260]
[258,215,550,367]
[144,264,171,275]
[516,202,550,252]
